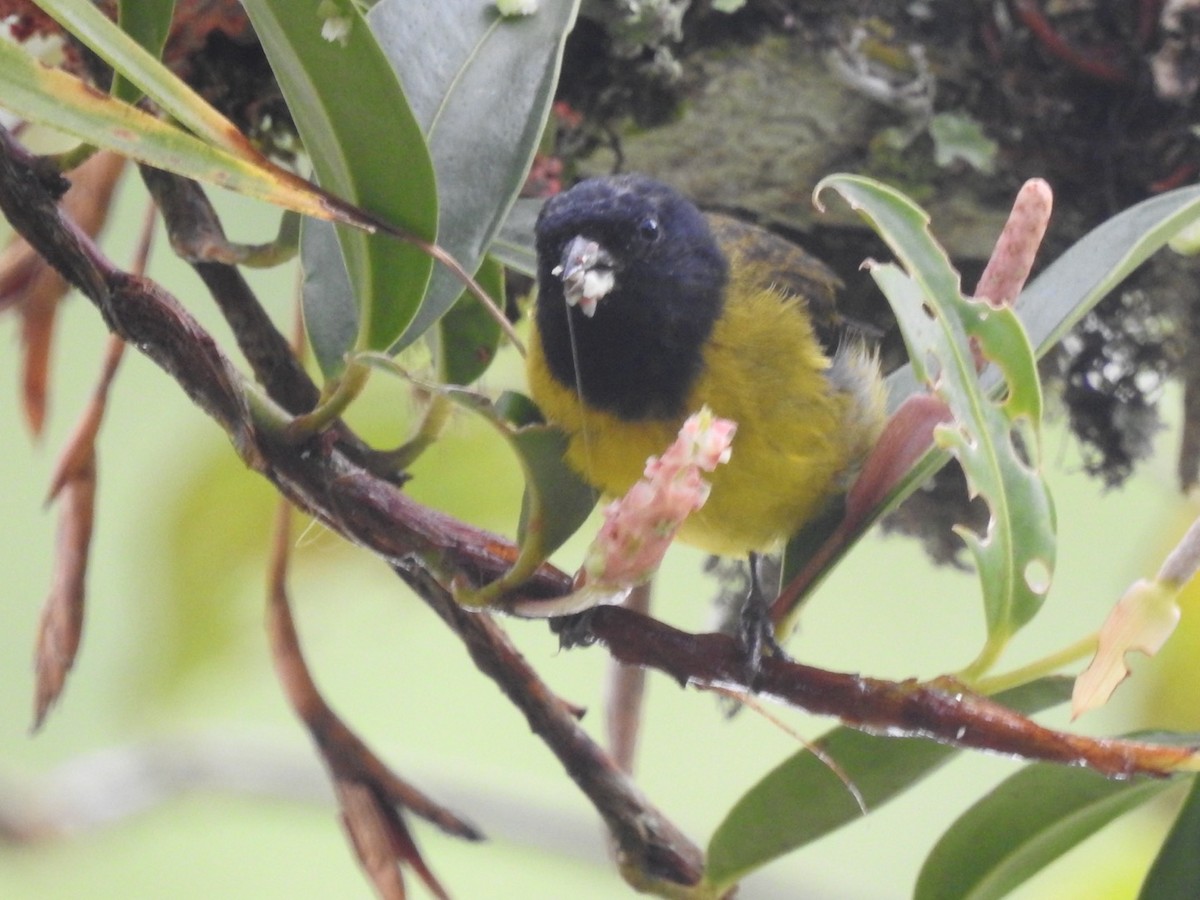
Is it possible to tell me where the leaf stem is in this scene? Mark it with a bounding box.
[382,392,454,471]
[965,633,1099,696]
[46,142,97,172]
[283,359,370,441]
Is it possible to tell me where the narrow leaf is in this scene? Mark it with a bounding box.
[914,758,1192,900]
[1018,184,1200,361]
[300,218,359,379]
[35,0,252,155]
[367,0,580,347]
[0,40,350,224]
[1139,775,1200,899]
[436,254,504,386]
[33,463,94,730]
[243,0,437,354]
[113,0,175,103]
[704,677,1072,893]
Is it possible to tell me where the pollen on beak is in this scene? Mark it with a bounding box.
[553,235,616,317]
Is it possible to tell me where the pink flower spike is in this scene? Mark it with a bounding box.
[584,407,735,591]
[510,407,736,619]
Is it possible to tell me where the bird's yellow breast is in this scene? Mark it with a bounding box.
[526,274,882,556]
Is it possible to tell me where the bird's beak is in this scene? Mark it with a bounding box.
[553,235,616,318]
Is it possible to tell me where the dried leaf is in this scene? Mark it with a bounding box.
[0,150,125,436]
[19,284,57,437]
[1073,579,1181,718]
[336,777,452,900]
[33,335,124,729]
[1073,513,1200,716]
[32,455,95,730]
[336,780,408,900]
[265,502,474,897]
[47,337,125,500]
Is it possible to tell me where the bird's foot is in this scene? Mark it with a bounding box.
[735,554,790,687]
[549,608,600,650]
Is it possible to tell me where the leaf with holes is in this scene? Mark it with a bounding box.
[817,174,1055,671]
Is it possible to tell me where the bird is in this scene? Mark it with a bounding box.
[526,173,887,650]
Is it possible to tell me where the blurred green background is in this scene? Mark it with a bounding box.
[2,174,1199,899]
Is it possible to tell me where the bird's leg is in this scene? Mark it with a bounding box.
[550,608,601,649]
[737,552,788,682]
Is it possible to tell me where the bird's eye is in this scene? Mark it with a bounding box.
[636,216,660,244]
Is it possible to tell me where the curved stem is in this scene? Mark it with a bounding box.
[381,391,454,471]
[969,633,1099,696]
[283,359,370,441]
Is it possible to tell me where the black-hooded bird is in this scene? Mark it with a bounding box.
[526,174,886,636]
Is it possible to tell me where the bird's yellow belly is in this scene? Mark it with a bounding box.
[527,289,865,556]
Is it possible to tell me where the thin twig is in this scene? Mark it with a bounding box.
[266,501,479,840]
[606,582,652,775]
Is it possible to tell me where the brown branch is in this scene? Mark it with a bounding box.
[393,563,705,888]
[587,605,1197,778]
[137,166,319,416]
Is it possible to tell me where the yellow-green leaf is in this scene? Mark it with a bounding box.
[0,39,347,223]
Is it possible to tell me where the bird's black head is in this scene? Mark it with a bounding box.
[534,174,728,420]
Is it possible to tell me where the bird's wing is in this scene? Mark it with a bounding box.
[703,212,844,352]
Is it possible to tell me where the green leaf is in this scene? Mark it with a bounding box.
[492,197,540,277]
[300,217,359,379]
[449,386,594,560]
[243,0,437,358]
[704,677,1073,893]
[435,255,504,386]
[1139,775,1200,899]
[508,417,596,553]
[928,111,998,174]
[415,387,594,607]
[818,175,1055,668]
[914,745,1196,900]
[367,0,579,348]
[113,0,174,103]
